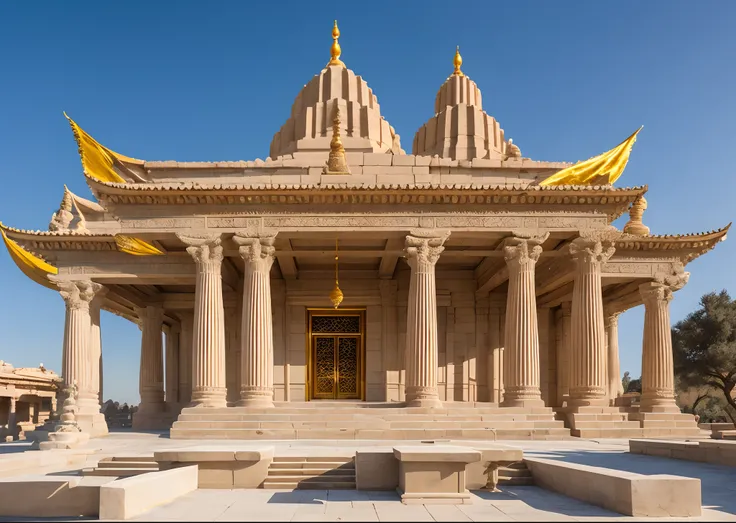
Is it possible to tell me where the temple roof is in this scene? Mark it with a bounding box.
[269,21,403,160]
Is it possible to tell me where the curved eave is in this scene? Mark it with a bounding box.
[615,223,730,263]
[1,225,119,253]
[0,223,58,290]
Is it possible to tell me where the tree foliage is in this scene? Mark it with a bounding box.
[622,371,631,393]
[672,290,736,424]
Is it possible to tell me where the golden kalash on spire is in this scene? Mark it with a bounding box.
[453,46,464,77]
[327,20,345,67]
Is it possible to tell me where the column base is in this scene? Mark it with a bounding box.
[639,395,680,414]
[501,397,545,408]
[237,388,275,408]
[237,398,275,408]
[406,386,443,408]
[190,388,227,408]
[567,389,609,408]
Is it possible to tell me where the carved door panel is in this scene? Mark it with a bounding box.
[311,335,360,400]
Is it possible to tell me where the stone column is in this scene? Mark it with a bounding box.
[234,233,276,408]
[404,231,449,408]
[639,282,682,413]
[605,312,624,404]
[178,234,227,408]
[8,397,17,440]
[568,236,616,407]
[165,324,180,406]
[501,234,548,408]
[487,298,504,404]
[58,280,104,432]
[178,311,194,405]
[556,302,572,404]
[136,305,165,417]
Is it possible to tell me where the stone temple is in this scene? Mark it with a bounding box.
[0,22,730,442]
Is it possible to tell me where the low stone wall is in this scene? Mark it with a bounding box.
[154,446,274,488]
[99,465,198,520]
[0,476,103,518]
[0,448,90,478]
[525,457,701,517]
[630,438,736,466]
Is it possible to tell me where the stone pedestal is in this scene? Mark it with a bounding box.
[501,234,547,408]
[639,282,680,413]
[403,231,449,408]
[393,446,480,505]
[234,233,276,408]
[179,234,227,408]
[568,236,615,407]
[58,280,108,435]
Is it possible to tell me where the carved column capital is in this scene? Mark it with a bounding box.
[604,311,621,327]
[502,233,549,265]
[569,237,616,266]
[404,230,450,268]
[233,233,276,272]
[177,233,224,272]
[639,282,674,304]
[58,280,104,311]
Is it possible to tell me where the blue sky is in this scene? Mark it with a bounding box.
[0,2,734,404]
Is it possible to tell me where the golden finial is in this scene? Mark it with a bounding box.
[623,196,650,236]
[323,105,351,174]
[329,238,344,308]
[453,46,464,76]
[328,20,345,67]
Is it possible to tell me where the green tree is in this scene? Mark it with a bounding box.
[672,290,736,424]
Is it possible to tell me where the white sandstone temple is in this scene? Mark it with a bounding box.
[1,22,729,441]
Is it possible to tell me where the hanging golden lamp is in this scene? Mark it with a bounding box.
[329,238,344,309]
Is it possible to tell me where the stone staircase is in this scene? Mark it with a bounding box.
[263,456,356,489]
[170,402,571,440]
[498,461,534,486]
[82,456,159,477]
[559,406,702,439]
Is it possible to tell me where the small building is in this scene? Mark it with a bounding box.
[0,361,60,440]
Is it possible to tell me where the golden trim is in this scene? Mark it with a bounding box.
[114,234,165,256]
[0,225,58,290]
[306,307,366,401]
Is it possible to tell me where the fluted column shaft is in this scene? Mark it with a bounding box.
[178,311,194,405]
[136,305,165,413]
[487,302,503,404]
[568,237,615,407]
[502,235,547,407]
[556,302,572,404]
[89,290,106,408]
[235,233,276,408]
[165,324,180,405]
[179,234,227,408]
[605,312,623,404]
[404,231,449,408]
[639,282,679,413]
[59,281,102,406]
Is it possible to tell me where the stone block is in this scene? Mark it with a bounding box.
[99,465,198,520]
[415,155,432,166]
[525,457,701,517]
[363,153,393,166]
[355,451,399,490]
[392,155,416,166]
[393,446,480,505]
[0,475,100,518]
[463,445,524,489]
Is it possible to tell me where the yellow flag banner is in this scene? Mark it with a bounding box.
[114,235,164,256]
[65,113,143,184]
[0,227,58,290]
[540,127,642,187]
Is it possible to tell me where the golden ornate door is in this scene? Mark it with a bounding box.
[307,309,365,400]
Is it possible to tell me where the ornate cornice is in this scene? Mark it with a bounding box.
[614,224,730,264]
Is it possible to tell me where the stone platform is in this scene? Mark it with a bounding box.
[558,406,702,439]
[170,402,571,441]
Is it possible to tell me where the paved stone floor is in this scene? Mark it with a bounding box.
[3,431,736,521]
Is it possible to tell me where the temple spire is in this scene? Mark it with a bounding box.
[453,46,464,76]
[328,20,345,67]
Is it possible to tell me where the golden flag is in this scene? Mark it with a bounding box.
[540,127,642,187]
[0,226,58,290]
[114,235,164,256]
[65,113,144,184]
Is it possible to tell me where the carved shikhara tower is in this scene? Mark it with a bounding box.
[1,23,730,440]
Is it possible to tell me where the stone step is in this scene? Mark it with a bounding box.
[170,426,571,440]
[106,456,156,463]
[178,406,555,416]
[171,420,564,431]
[272,456,353,463]
[82,467,157,477]
[567,413,630,422]
[498,475,534,486]
[97,461,160,469]
[630,413,697,421]
[570,428,646,438]
[177,413,560,422]
[267,468,353,476]
[496,467,532,478]
[265,474,355,483]
[262,480,356,490]
[570,421,641,430]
